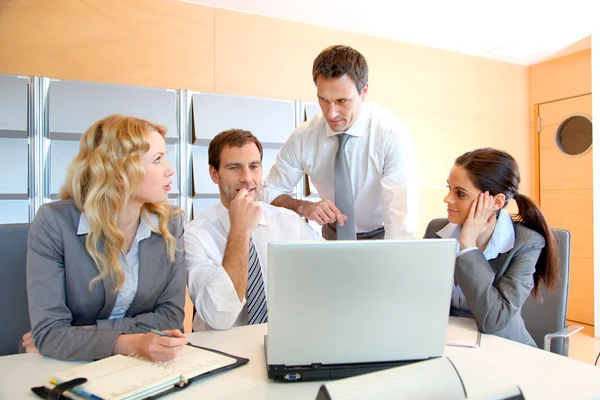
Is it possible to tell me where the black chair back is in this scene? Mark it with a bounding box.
[0,223,31,355]
[521,228,571,355]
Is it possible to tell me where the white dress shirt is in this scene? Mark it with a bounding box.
[185,201,324,331]
[76,211,158,319]
[260,102,417,239]
[436,209,516,311]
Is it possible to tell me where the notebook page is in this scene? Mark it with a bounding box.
[162,345,237,381]
[446,317,481,348]
[52,354,181,400]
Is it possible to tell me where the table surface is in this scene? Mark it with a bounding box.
[2,318,600,399]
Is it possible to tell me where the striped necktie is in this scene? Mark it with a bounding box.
[247,238,268,324]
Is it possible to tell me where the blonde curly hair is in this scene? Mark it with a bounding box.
[59,114,179,292]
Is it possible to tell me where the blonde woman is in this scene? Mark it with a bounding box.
[24,115,187,361]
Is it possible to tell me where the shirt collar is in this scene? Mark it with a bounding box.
[216,201,268,233]
[77,209,158,243]
[324,103,370,138]
[436,209,515,260]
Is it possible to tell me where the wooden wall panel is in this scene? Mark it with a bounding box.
[364,41,483,122]
[214,8,351,101]
[417,188,448,239]
[569,256,595,324]
[530,49,592,105]
[542,189,593,259]
[481,124,533,194]
[405,115,483,188]
[481,59,529,127]
[0,0,215,91]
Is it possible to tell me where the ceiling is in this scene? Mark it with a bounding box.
[184,0,594,65]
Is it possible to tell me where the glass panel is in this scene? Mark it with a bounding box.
[556,116,592,156]
[0,138,28,193]
[0,75,28,132]
[192,198,220,215]
[166,144,178,193]
[262,148,279,180]
[49,80,177,137]
[50,141,80,195]
[304,102,321,122]
[192,146,216,195]
[192,93,295,143]
[0,200,29,223]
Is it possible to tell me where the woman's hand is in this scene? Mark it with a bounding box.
[114,329,188,362]
[22,332,38,353]
[459,191,496,250]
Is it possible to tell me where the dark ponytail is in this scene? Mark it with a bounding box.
[455,148,559,299]
[513,193,559,298]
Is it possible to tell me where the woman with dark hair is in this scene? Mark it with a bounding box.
[424,148,559,346]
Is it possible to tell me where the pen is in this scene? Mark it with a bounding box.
[135,321,177,338]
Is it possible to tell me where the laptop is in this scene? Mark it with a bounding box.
[265,239,457,382]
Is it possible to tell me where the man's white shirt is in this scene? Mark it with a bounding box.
[185,201,324,331]
[260,102,417,239]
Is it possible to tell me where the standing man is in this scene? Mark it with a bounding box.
[261,45,417,240]
[185,129,322,331]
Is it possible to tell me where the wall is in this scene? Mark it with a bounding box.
[593,28,599,334]
[530,49,592,105]
[529,47,594,331]
[0,0,532,238]
[0,0,534,331]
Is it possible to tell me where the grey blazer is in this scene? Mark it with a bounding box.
[424,218,544,347]
[27,200,186,361]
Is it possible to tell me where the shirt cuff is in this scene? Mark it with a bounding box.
[457,246,478,256]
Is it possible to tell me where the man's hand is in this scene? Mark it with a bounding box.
[229,188,262,234]
[298,199,347,226]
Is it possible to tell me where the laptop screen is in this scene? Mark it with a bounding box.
[266,239,457,366]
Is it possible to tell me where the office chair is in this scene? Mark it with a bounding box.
[521,228,583,356]
[0,223,31,356]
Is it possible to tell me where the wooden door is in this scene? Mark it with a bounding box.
[538,94,593,325]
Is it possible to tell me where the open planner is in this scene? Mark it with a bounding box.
[31,344,248,400]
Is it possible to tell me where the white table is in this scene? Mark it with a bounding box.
[1,319,600,399]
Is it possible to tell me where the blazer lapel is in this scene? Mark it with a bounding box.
[75,235,117,320]
[74,210,116,321]
[127,232,162,315]
[96,239,118,320]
